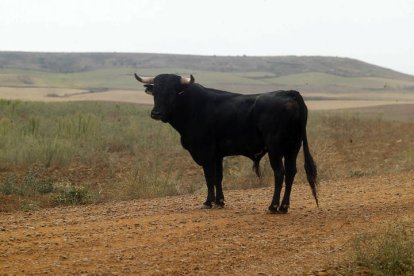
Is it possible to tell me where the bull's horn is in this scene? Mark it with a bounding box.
[180,74,195,85]
[134,73,154,84]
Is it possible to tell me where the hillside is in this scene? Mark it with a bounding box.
[1,51,413,80]
[1,52,414,94]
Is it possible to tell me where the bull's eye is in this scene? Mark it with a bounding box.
[144,84,154,95]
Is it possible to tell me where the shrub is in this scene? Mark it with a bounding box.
[0,171,54,196]
[35,178,54,194]
[19,170,54,195]
[0,175,17,195]
[54,183,91,205]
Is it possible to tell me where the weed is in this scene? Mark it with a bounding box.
[349,169,369,178]
[0,175,17,195]
[20,202,40,212]
[19,170,54,196]
[19,170,37,196]
[35,178,54,194]
[54,183,91,205]
[0,170,54,196]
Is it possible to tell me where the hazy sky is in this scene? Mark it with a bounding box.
[1,0,413,74]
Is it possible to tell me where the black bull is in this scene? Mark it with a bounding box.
[135,73,318,213]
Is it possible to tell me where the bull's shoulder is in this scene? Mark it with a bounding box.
[265,90,301,99]
[256,90,303,104]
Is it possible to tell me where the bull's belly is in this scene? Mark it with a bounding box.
[217,138,265,159]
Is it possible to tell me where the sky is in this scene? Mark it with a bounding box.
[1,0,413,74]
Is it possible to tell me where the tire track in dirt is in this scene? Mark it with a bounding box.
[1,171,414,275]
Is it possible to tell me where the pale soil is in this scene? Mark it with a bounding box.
[1,171,413,275]
[1,87,414,110]
[0,87,153,105]
[305,100,411,110]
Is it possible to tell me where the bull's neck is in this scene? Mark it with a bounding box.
[168,86,212,136]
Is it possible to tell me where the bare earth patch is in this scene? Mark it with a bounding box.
[1,171,413,275]
[0,87,153,104]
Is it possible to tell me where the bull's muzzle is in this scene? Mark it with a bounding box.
[150,110,164,121]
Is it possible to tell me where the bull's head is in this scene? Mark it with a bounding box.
[134,73,194,122]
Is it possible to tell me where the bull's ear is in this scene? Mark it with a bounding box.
[144,84,154,95]
[180,75,195,85]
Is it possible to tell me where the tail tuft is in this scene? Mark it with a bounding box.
[304,153,318,207]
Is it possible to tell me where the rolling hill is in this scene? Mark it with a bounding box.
[1,51,414,94]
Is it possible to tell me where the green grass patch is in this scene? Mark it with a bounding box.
[343,223,414,275]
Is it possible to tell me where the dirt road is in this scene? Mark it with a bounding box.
[1,172,413,275]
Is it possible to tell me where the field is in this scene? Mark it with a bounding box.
[0,98,413,274]
[1,52,414,274]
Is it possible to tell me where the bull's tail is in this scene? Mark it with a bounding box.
[303,130,318,206]
[299,97,318,207]
[253,159,261,178]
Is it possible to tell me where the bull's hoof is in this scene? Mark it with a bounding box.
[267,205,289,214]
[278,205,289,214]
[268,204,279,214]
[201,202,212,209]
[214,199,225,209]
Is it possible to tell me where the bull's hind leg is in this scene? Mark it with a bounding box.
[268,151,285,213]
[278,151,299,214]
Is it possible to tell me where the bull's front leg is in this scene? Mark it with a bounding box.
[202,163,216,208]
[214,158,225,208]
[201,158,225,209]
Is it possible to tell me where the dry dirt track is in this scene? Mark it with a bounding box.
[1,172,414,275]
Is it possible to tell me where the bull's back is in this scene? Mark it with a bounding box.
[207,90,304,157]
[253,90,303,142]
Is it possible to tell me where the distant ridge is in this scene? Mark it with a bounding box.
[1,51,413,81]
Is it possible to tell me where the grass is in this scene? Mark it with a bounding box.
[0,100,413,212]
[307,111,414,180]
[341,222,414,275]
[0,100,194,211]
